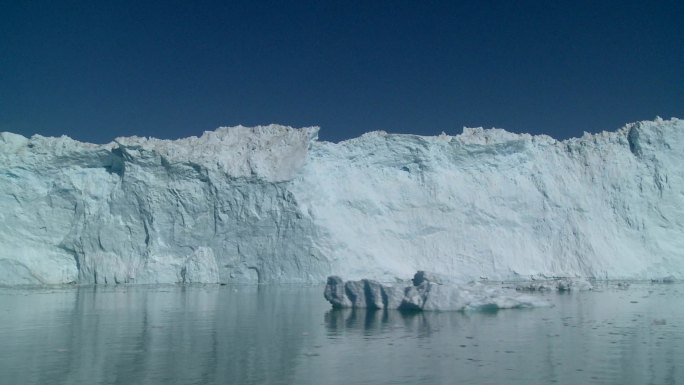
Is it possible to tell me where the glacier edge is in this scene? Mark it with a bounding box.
[0,119,682,285]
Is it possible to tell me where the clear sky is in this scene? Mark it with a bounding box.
[1,1,682,143]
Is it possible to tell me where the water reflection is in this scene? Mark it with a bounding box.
[0,285,324,385]
[324,308,444,337]
[0,284,682,385]
[318,286,684,385]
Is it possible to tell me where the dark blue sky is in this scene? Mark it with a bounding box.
[1,1,682,143]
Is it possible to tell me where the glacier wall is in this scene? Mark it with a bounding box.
[0,118,682,285]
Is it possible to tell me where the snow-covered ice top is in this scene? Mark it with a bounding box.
[0,118,682,285]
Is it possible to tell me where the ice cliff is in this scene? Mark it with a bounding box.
[1,118,682,285]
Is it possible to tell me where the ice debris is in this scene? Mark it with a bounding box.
[324,271,551,312]
[515,278,593,292]
[650,276,677,284]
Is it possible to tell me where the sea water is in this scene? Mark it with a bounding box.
[0,283,682,384]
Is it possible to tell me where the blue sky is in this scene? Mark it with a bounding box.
[1,1,682,143]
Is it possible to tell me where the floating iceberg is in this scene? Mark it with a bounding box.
[324,272,551,311]
[515,277,594,292]
[0,118,683,285]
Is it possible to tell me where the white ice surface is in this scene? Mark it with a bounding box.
[0,118,682,285]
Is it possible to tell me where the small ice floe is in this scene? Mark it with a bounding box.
[515,278,593,292]
[324,271,551,312]
[651,276,676,284]
[652,319,667,326]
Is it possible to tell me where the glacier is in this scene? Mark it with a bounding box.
[0,118,682,286]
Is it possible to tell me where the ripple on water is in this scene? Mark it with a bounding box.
[0,282,682,385]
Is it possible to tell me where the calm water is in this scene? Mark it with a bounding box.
[0,283,682,385]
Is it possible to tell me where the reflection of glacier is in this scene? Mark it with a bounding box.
[1,118,683,285]
[0,286,319,384]
[317,286,684,385]
[2,285,680,385]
